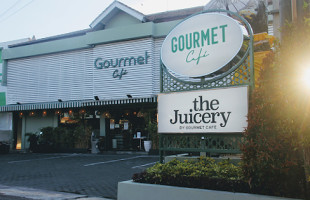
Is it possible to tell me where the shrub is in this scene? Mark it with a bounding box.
[241,9,310,199]
[74,124,91,149]
[133,158,249,193]
[28,125,92,152]
[26,132,39,152]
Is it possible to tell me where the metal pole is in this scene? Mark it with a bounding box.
[279,0,292,40]
[159,134,163,163]
[160,62,164,93]
[279,0,291,26]
[291,0,297,22]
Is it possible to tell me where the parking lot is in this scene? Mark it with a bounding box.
[0,153,159,199]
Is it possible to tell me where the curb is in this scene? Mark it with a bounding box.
[0,185,113,200]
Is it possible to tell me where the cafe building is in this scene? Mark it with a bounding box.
[0,1,206,151]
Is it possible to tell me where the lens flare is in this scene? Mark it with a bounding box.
[301,68,310,89]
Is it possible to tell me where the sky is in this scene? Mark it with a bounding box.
[0,0,210,43]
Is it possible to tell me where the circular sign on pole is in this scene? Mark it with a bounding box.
[161,13,244,78]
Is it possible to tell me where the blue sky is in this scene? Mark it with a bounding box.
[0,0,209,43]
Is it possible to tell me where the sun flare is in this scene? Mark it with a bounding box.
[301,68,310,89]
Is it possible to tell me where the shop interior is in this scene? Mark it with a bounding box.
[12,103,157,152]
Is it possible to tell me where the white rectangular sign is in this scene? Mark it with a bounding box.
[158,86,248,133]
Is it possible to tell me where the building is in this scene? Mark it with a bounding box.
[0,1,206,151]
[0,38,30,149]
[0,39,30,105]
[0,1,270,152]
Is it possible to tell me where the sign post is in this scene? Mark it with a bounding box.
[159,9,254,163]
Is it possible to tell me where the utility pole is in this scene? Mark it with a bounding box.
[280,0,309,26]
[278,0,307,39]
[291,0,297,22]
[279,0,291,27]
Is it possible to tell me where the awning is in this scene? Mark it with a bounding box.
[0,96,157,112]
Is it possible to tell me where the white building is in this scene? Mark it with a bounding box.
[0,38,30,148]
[0,2,204,151]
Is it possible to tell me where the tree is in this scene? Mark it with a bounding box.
[241,4,310,198]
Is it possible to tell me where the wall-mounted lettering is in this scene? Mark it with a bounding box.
[94,51,150,79]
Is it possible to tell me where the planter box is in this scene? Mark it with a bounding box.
[118,180,301,200]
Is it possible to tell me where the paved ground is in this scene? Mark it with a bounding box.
[0,194,30,200]
[0,152,159,199]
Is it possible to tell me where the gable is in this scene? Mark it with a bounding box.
[90,1,145,30]
[105,11,141,29]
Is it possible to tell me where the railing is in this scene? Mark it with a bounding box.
[159,133,243,163]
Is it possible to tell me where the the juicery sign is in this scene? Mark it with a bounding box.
[158,86,248,133]
[161,13,244,78]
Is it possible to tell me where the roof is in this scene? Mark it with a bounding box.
[7,2,204,49]
[145,6,204,23]
[90,1,146,30]
[9,29,93,48]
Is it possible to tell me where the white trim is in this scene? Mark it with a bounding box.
[84,156,144,167]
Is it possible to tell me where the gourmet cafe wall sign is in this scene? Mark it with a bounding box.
[94,51,150,79]
[161,13,244,78]
[158,86,248,133]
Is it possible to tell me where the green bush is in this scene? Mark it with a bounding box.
[26,132,39,152]
[241,10,310,199]
[133,158,249,193]
[29,125,91,152]
[40,127,54,144]
[74,124,91,149]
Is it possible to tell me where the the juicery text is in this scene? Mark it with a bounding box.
[170,95,231,130]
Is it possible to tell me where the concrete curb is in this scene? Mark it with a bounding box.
[0,185,113,200]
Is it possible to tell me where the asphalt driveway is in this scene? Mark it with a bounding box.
[0,153,159,199]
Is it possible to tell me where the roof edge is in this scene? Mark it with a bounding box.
[90,1,145,29]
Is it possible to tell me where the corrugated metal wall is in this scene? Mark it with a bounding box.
[7,49,93,104]
[7,38,163,105]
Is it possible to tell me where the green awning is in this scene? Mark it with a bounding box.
[0,96,157,112]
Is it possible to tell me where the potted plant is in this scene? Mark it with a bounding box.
[144,120,157,152]
[143,140,152,152]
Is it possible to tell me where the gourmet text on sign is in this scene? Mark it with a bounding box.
[160,13,244,78]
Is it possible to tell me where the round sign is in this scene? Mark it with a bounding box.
[161,13,244,78]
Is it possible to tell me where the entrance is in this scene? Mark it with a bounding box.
[13,112,22,150]
[102,107,156,151]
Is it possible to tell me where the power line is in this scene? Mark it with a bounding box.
[0,0,21,18]
[0,0,35,23]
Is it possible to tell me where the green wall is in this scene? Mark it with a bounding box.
[0,92,6,106]
[105,12,141,29]
[2,20,180,60]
